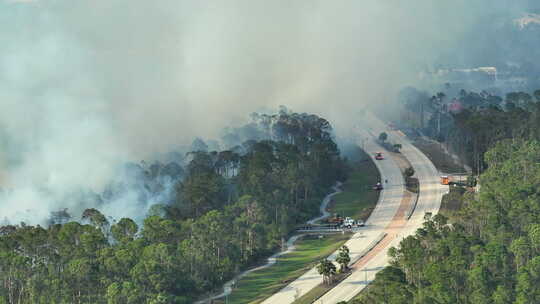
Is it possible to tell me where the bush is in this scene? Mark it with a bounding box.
[404,166,415,177]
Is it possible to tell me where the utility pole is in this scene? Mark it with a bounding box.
[437,110,441,137]
[362,137,366,152]
[420,102,424,129]
[364,267,368,284]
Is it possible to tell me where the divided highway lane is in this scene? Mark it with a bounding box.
[372,117,446,224]
[260,127,405,304]
[317,116,446,304]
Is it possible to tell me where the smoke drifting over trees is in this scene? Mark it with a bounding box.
[1,0,539,224]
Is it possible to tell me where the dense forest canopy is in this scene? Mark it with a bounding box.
[0,109,347,303]
[398,87,540,174]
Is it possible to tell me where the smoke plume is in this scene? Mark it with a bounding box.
[0,0,537,224]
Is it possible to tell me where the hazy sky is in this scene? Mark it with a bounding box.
[0,0,535,224]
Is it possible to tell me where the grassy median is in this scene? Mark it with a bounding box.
[291,272,349,304]
[328,148,381,222]
[221,233,350,304]
[289,148,381,304]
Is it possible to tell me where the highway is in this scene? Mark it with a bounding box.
[316,116,446,304]
[261,120,405,304]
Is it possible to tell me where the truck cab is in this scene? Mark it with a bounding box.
[342,217,354,228]
[440,176,449,185]
[341,217,365,229]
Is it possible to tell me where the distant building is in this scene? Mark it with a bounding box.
[515,13,540,29]
[421,66,498,87]
[448,99,463,113]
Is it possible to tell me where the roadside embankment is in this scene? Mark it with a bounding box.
[327,147,381,223]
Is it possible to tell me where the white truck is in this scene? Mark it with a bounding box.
[341,217,365,229]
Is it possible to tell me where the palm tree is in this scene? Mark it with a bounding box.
[378,132,388,143]
[336,245,351,272]
[317,259,337,285]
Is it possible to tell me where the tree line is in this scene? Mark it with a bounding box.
[399,87,540,175]
[0,110,348,303]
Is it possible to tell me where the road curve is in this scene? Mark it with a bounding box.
[316,116,447,304]
[261,124,405,304]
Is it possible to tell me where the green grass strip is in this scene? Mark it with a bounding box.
[329,150,380,222]
[224,234,350,304]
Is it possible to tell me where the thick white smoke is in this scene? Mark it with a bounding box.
[0,0,536,224]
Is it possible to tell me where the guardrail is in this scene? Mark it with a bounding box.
[296,224,340,232]
[406,192,420,220]
[296,229,343,233]
[295,227,363,233]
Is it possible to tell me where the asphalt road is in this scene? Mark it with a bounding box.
[316,117,446,304]
[261,122,405,304]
